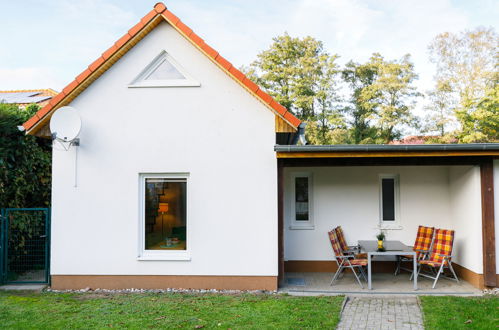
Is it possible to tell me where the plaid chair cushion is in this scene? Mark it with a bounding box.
[427,228,454,265]
[418,259,447,267]
[328,230,343,262]
[413,226,434,252]
[335,226,349,253]
[350,259,367,266]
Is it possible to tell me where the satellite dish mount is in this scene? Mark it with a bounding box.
[49,106,82,187]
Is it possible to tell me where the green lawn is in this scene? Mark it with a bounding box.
[0,291,343,329]
[420,295,499,329]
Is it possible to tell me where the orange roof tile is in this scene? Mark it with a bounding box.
[23,115,39,129]
[23,2,300,133]
[88,57,105,72]
[102,45,118,60]
[0,88,59,97]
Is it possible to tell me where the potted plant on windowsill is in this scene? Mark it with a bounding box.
[376,231,386,250]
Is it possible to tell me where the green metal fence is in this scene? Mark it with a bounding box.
[0,208,50,284]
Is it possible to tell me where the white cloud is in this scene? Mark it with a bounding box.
[289,0,384,50]
[0,67,63,91]
[43,0,137,65]
[0,0,139,90]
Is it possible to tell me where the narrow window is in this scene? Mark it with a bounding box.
[379,174,399,224]
[144,177,187,251]
[295,177,309,221]
[290,172,313,229]
[381,178,395,221]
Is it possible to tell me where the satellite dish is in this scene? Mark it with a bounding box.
[49,106,81,142]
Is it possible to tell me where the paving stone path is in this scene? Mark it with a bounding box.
[337,297,424,330]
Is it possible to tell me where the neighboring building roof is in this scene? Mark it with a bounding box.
[275,143,499,158]
[23,2,301,135]
[390,135,458,145]
[0,89,58,105]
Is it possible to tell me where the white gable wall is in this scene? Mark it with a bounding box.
[51,21,277,276]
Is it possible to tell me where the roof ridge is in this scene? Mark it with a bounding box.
[22,2,300,133]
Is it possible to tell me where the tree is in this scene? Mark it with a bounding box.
[459,82,499,142]
[243,33,344,144]
[244,34,330,119]
[342,53,420,143]
[428,27,498,142]
[0,103,51,208]
[342,56,378,144]
[310,52,346,144]
[246,35,420,145]
[342,57,379,144]
[422,81,457,139]
[304,121,349,145]
[368,54,420,143]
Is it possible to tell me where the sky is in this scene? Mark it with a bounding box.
[1,0,497,97]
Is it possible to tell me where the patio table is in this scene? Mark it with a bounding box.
[358,240,417,290]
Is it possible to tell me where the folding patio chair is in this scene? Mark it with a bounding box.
[328,229,367,288]
[415,228,459,289]
[394,225,434,276]
[335,226,366,259]
[335,226,359,255]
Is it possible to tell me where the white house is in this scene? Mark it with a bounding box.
[23,3,498,291]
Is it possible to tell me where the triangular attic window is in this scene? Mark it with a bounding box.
[146,59,185,80]
[129,51,200,87]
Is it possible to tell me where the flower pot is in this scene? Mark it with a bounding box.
[377,239,384,249]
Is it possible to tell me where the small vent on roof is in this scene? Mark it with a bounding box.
[129,50,200,88]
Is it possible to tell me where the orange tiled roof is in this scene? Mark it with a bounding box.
[0,89,58,96]
[23,2,300,133]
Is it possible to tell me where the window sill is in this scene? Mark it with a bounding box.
[379,224,403,230]
[289,224,315,230]
[137,252,191,261]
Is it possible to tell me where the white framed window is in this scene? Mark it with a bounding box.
[129,51,200,88]
[379,174,401,229]
[138,173,190,260]
[289,172,314,230]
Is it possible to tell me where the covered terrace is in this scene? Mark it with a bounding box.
[276,143,499,293]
